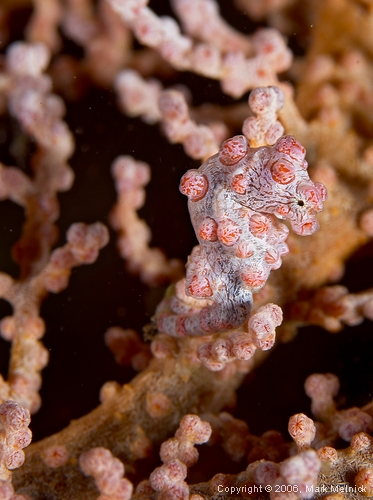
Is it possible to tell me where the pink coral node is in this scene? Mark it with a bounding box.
[304,373,340,399]
[279,449,321,498]
[338,408,373,442]
[254,461,280,485]
[229,332,256,360]
[149,459,188,491]
[5,450,25,469]
[43,444,69,468]
[317,446,338,463]
[288,413,316,447]
[249,303,283,348]
[249,86,284,114]
[355,468,373,496]
[160,439,199,468]
[0,401,31,431]
[79,447,112,476]
[176,414,212,444]
[67,222,109,263]
[350,432,373,451]
[10,429,32,449]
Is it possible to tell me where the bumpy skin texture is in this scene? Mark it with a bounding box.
[176,135,326,336]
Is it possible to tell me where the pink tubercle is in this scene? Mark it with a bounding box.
[179,171,209,201]
[187,275,213,298]
[198,217,218,241]
[218,135,248,167]
[217,219,241,246]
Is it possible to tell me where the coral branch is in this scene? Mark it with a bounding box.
[0,222,109,412]
[12,355,248,498]
[107,0,292,97]
[0,401,31,483]
[110,155,183,285]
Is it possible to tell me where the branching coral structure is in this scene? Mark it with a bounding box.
[0,0,373,499]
